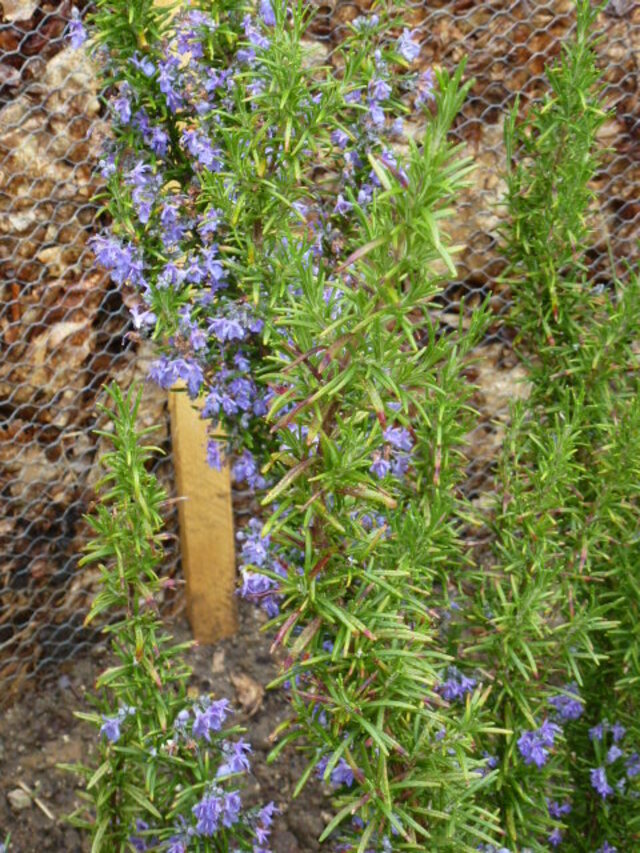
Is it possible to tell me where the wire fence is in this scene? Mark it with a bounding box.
[0,1,181,703]
[0,0,638,700]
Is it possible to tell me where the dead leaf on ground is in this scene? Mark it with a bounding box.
[211,649,225,675]
[229,672,264,717]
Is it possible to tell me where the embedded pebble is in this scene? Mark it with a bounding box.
[7,788,31,812]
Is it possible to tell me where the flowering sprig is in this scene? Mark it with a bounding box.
[87,0,433,475]
[256,61,506,849]
[61,384,272,851]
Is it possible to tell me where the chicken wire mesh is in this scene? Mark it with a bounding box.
[311,0,640,499]
[0,0,638,700]
[0,1,181,704]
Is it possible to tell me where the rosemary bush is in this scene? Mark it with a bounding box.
[64,384,275,852]
[472,3,640,848]
[73,0,640,850]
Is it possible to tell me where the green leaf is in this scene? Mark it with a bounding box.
[87,761,112,791]
[123,784,163,820]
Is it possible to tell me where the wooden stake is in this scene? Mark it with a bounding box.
[169,389,237,642]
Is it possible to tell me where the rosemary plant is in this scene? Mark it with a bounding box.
[467,2,640,849]
[74,0,640,850]
[256,62,505,852]
[63,383,275,852]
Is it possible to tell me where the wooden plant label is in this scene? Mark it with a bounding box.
[169,389,238,642]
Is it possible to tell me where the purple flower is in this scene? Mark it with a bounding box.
[260,0,276,26]
[316,756,356,788]
[415,68,436,108]
[548,683,584,721]
[538,719,560,745]
[207,440,225,471]
[182,360,204,398]
[113,91,132,125]
[397,29,421,63]
[176,25,205,59]
[331,129,350,149]
[158,58,183,112]
[134,108,151,136]
[596,844,617,853]
[209,315,246,343]
[199,208,223,239]
[233,450,266,489]
[181,129,223,171]
[242,14,270,49]
[190,327,207,351]
[157,262,185,290]
[221,791,242,827]
[331,758,355,787]
[204,68,232,94]
[240,570,275,599]
[100,715,122,743]
[149,127,169,157]
[368,78,391,102]
[483,752,498,770]
[193,792,222,836]
[548,829,563,848]
[228,378,254,411]
[357,184,374,206]
[591,767,614,799]
[239,519,270,566]
[174,709,190,733]
[383,426,413,451]
[389,454,410,478]
[91,234,144,286]
[237,47,257,65]
[352,13,379,31]
[160,203,187,246]
[391,117,404,137]
[547,800,571,818]
[217,738,252,777]
[625,752,640,778]
[242,536,269,567]
[611,722,626,743]
[131,52,155,77]
[257,800,277,829]
[200,247,227,290]
[517,720,561,768]
[130,302,156,330]
[149,356,181,390]
[607,745,623,764]
[99,705,134,743]
[192,698,231,743]
[68,16,87,50]
[370,454,391,479]
[438,667,476,702]
[129,819,150,852]
[589,721,608,742]
[334,194,352,216]
[99,153,117,180]
[368,102,386,128]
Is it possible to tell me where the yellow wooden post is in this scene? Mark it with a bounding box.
[153,0,236,641]
[169,390,238,643]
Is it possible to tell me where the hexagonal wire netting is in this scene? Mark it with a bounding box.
[0,1,638,700]
[0,1,181,703]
